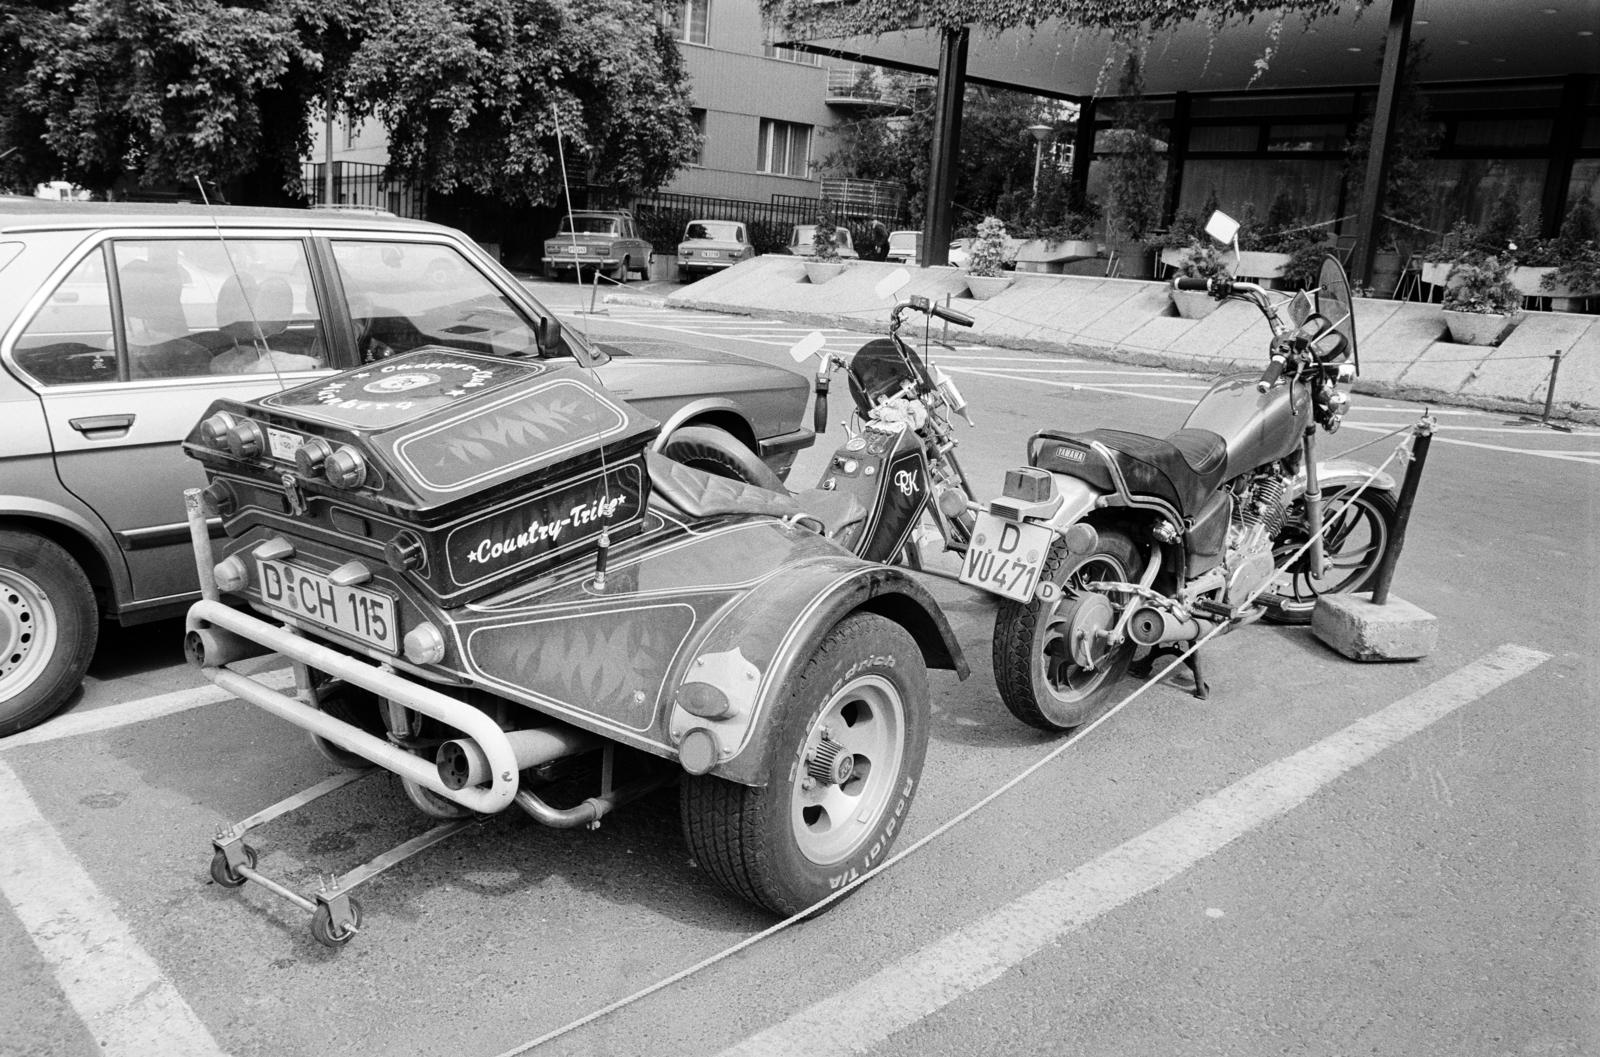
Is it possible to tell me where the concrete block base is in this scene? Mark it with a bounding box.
[1312,593,1438,662]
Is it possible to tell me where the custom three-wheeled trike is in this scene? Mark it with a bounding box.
[182,345,967,945]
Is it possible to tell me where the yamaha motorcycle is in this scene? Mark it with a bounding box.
[963,217,1398,730]
[665,287,980,569]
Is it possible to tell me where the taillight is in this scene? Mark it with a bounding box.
[295,437,334,478]
[225,419,266,459]
[324,446,368,489]
[199,412,238,450]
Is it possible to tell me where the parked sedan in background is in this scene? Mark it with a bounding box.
[781,224,859,259]
[0,200,811,737]
[541,209,653,282]
[886,230,971,268]
[675,219,755,280]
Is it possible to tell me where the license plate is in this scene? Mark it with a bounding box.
[257,559,399,653]
[958,514,1055,602]
[562,246,587,255]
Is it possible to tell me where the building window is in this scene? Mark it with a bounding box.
[671,0,710,45]
[763,43,819,65]
[688,109,706,166]
[758,119,811,177]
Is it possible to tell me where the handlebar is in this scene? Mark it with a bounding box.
[1257,352,1288,393]
[896,295,973,330]
[929,303,973,327]
[1173,277,1210,292]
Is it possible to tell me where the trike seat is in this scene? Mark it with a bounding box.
[644,451,867,539]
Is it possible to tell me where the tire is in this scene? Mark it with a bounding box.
[635,253,653,281]
[992,528,1143,732]
[0,530,98,737]
[309,898,363,948]
[1263,487,1399,625]
[613,257,629,284]
[308,680,385,771]
[660,425,784,489]
[680,613,929,916]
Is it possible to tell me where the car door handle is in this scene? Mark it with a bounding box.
[69,414,136,438]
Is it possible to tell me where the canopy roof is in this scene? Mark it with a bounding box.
[768,1,1599,98]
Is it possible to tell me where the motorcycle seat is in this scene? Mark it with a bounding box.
[1028,427,1228,516]
[644,452,868,539]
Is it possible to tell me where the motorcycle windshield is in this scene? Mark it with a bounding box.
[847,339,918,412]
[1316,254,1358,372]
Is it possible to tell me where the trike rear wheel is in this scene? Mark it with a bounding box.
[679,613,928,916]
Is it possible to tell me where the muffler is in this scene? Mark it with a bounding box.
[184,623,272,668]
[436,726,602,790]
[1126,604,1201,648]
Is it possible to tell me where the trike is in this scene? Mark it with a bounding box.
[181,345,966,944]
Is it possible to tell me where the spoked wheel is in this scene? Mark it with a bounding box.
[1263,487,1398,625]
[680,613,929,916]
[992,529,1143,732]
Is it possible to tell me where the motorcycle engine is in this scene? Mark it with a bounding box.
[1221,472,1292,605]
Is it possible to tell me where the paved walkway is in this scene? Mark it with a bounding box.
[613,257,1600,425]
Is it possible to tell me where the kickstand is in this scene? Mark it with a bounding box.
[1131,645,1211,700]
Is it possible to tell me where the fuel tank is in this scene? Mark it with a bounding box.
[812,424,927,562]
[1181,373,1312,479]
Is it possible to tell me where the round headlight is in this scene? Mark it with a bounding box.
[224,419,265,459]
[199,412,238,450]
[324,445,368,489]
[295,437,334,478]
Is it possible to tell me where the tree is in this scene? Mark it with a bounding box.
[4,0,354,202]
[343,0,699,206]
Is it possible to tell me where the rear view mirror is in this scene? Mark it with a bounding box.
[1204,211,1240,247]
[874,268,912,302]
[788,330,827,364]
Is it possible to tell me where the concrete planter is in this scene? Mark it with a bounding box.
[1171,288,1219,319]
[1442,308,1515,346]
[965,274,1014,300]
[1511,265,1597,310]
[1234,250,1291,282]
[1108,240,1156,279]
[803,260,847,284]
[1013,238,1100,274]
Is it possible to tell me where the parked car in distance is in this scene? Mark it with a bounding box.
[885,230,973,268]
[541,209,652,282]
[676,219,756,280]
[781,224,859,259]
[0,200,812,737]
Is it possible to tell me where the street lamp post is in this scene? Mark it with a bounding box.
[1026,124,1053,195]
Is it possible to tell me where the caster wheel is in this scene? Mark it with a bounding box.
[209,843,257,888]
[310,898,363,948]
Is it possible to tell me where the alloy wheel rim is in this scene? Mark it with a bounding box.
[791,673,905,866]
[0,570,57,703]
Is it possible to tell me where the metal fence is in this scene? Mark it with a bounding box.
[298,162,426,219]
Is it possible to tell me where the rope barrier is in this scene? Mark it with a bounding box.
[492,423,1420,1057]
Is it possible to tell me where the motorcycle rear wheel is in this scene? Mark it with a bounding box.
[992,529,1142,732]
[1263,487,1398,625]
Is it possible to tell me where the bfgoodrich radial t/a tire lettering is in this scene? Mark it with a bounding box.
[0,529,98,737]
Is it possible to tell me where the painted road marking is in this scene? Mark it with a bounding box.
[717,643,1550,1057]
[0,758,228,1057]
[1,669,295,752]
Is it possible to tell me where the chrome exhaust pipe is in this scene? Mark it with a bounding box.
[1127,604,1200,647]
[436,726,603,790]
[183,624,272,668]
[513,773,674,829]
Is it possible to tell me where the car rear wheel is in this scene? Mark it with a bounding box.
[613,257,630,284]
[0,530,98,737]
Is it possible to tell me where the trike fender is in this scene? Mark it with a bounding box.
[673,554,967,787]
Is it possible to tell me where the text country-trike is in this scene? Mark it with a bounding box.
[181,346,967,945]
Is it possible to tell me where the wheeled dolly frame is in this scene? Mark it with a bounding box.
[208,769,480,948]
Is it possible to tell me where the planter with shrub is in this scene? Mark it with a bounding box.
[964,216,1015,299]
[1441,254,1521,345]
[1168,240,1229,319]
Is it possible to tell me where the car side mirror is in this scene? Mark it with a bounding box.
[538,315,564,357]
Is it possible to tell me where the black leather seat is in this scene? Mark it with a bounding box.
[645,452,867,539]
[1029,427,1229,517]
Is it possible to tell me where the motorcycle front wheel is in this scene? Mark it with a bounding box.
[1263,486,1398,624]
[992,529,1142,732]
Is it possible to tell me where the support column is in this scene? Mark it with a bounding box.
[1069,96,1096,209]
[1351,0,1415,291]
[919,25,969,268]
[1541,74,1587,237]
[1164,91,1191,227]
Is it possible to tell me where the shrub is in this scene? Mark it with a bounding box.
[810,201,842,261]
[1442,255,1520,315]
[966,216,1011,278]
[1174,239,1229,280]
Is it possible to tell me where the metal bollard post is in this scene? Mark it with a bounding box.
[1368,413,1435,606]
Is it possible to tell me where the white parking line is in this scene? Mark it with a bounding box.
[0,669,295,752]
[717,644,1549,1057]
[0,759,228,1057]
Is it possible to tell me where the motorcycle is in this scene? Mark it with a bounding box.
[962,213,1399,730]
[663,281,980,569]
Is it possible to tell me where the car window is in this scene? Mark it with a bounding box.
[12,248,118,385]
[331,240,552,362]
[559,216,619,235]
[688,221,741,242]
